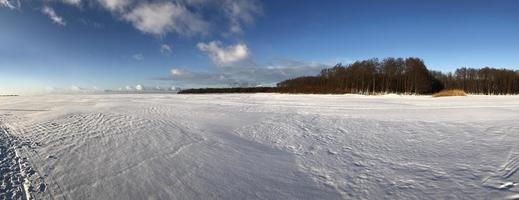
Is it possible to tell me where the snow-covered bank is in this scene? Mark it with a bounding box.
[1,94,519,199]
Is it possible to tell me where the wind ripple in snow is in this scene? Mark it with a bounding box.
[235,113,519,199]
[483,151,519,192]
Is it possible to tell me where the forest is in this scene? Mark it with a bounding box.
[180,57,519,95]
[178,87,276,94]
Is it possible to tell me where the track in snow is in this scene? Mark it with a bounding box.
[0,124,27,200]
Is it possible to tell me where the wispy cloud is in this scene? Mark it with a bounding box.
[223,0,262,34]
[181,0,262,35]
[171,68,189,77]
[62,0,81,6]
[42,6,66,26]
[197,41,249,66]
[132,53,144,60]
[0,0,20,10]
[123,2,209,36]
[79,18,104,29]
[160,44,172,55]
[97,0,132,11]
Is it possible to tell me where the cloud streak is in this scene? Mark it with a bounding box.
[0,0,20,10]
[42,6,66,26]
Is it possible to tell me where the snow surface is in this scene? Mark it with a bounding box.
[1,94,519,199]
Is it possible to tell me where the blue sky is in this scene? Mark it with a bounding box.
[1,0,519,94]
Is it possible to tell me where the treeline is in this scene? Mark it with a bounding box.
[178,87,277,94]
[179,57,519,95]
[431,67,519,95]
[278,57,443,94]
[278,57,519,95]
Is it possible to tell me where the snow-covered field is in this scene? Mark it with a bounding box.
[1,94,519,199]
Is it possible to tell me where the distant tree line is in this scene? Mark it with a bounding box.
[178,87,277,94]
[179,57,519,95]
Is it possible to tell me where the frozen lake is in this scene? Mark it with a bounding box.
[1,94,519,199]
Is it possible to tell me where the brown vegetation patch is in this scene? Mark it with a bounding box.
[432,89,467,97]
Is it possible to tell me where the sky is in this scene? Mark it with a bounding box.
[1,0,519,94]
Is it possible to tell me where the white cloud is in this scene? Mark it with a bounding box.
[160,44,172,55]
[97,0,131,11]
[132,53,144,60]
[135,84,144,91]
[171,68,190,77]
[42,6,66,26]
[0,0,20,10]
[62,0,81,6]
[197,41,249,66]
[123,2,208,36]
[182,0,261,34]
[223,0,262,34]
